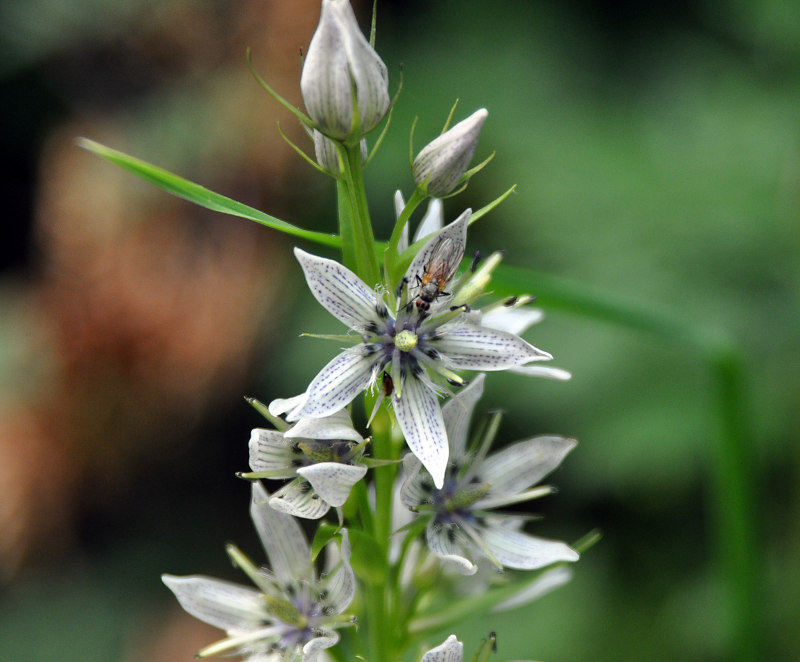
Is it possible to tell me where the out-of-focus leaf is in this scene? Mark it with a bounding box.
[77,138,342,249]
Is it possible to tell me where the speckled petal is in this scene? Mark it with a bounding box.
[481,523,578,570]
[434,323,552,370]
[285,410,363,442]
[393,376,448,489]
[269,478,331,519]
[161,574,268,631]
[302,630,340,661]
[250,482,311,581]
[298,462,367,507]
[248,429,297,476]
[294,248,379,331]
[288,346,377,421]
[421,634,464,662]
[399,453,427,509]
[319,529,356,614]
[478,436,577,499]
[425,521,477,575]
[441,374,485,460]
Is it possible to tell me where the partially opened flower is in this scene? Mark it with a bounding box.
[242,410,368,519]
[401,374,579,575]
[413,109,489,197]
[162,482,355,661]
[274,213,552,489]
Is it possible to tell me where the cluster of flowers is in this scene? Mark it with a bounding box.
[161,2,579,661]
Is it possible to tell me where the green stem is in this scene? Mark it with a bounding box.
[709,350,762,662]
[385,186,427,284]
[336,142,381,285]
[336,179,358,274]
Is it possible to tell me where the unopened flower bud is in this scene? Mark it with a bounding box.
[413,108,488,197]
[301,0,390,142]
[313,129,367,175]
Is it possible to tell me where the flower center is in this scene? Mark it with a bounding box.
[394,329,418,352]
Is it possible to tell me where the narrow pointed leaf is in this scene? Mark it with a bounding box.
[77,139,341,248]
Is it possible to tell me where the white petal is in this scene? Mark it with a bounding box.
[425,521,477,575]
[319,529,356,614]
[441,374,485,460]
[161,574,267,631]
[491,566,574,612]
[421,634,464,662]
[288,346,377,420]
[399,453,427,509]
[250,482,311,581]
[393,376,448,489]
[269,392,309,417]
[294,248,378,331]
[302,630,340,660]
[480,307,544,335]
[478,436,577,499]
[481,524,578,570]
[434,323,552,370]
[248,429,297,476]
[285,410,363,442]
[395,190,409,254]
[397,193,444,255]
[298,462,367,507]
[404,209,470,287]
[270,479,331,519]
[414,198,445,243]
[508,365,572,381]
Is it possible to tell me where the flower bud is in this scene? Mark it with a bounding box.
[301,0,390,142]
[413,108,488,197]
[313,129,367,175]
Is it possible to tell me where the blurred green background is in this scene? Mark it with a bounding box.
[1,0,798,661]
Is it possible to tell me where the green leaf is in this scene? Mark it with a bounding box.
[490,262,729,354]
[77,138,341,249]
[311,523,341,562]
[347,529,388,586]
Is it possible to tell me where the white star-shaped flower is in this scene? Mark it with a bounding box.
[400,374,579,575]
[275,212,552,489]
[162,482,355,661]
